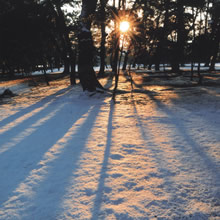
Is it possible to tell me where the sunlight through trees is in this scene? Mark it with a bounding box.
[0,0,219,89]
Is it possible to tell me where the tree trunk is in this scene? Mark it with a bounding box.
[98,0,107,77]
[54,2,76,81]
[197,62,202,84]
[171,61,179,72]
[209,34,220,71]
[155,61,160,71]
[111,16,119,74]
[112,45,119,73]
[98,23,106,77]
[191,61,194,80]
[122,50,129,70]
[78,0,103,91]
[209,13,220,71]
[172,0,185,73]
[70,51,76,85]
[63,57,70,74]
[43,63,50,86]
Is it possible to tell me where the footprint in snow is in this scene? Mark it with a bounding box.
[85,188,96,196]
[110,198,124,205]
[124,182,137,189]
[144,172,162,179]
[122,144,136,148]
[134,186,144,191]
[110,154,124,160]
[111,173,123,178]
[123,148,137,154]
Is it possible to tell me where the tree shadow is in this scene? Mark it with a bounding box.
[130,89,220,217]
[102,73,114,89]
[91,102,114,220]
[0,87,71,134]
[135,86,219,177]
[26,100,105,219]
[169,86,220,131]
[0,87,75,155]
[0,89,99,208]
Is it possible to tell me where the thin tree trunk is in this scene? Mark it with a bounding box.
[98,0,107,77]
[191,61,194,80]
[70,51,76,85]
[48,0,69,75]
[190,7,198,80]
[54,2,76,82]
[112,45,119,73]
[113,37,124,101]
[98,23,106,77]
[43,63,50,86]
[197,62,202,84]
[122,50,129,70]
[118,0,121,9]
[63,57,70,74]
[204,0,210,35]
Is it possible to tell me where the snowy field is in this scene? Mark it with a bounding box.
[0,69,220,219]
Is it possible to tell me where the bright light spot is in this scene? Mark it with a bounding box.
[120,21,129,32]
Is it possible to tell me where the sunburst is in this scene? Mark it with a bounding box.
[120,21,130,32]
[111,9,141,48]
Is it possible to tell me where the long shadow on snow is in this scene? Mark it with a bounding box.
[149,91,220,214]
[0,87,70,133]
[135,86,220,175]
[169,86,220,132]
[129,73,220,174]
[148,91,220,176]
[131,90,219,217]
[26,99,105,219]
[0,88,73,155]
[91,102,114,220]
[0,90,93,206]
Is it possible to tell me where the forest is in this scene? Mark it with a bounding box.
[1,1,220,219]
[0,0,220,91]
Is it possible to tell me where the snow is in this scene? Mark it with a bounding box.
[135,63,220,73]
[0,68,220,219]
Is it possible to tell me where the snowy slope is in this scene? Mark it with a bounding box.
[0,73,220,220]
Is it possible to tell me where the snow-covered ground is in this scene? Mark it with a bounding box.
[135,63,220,73]
[0,69,220,219]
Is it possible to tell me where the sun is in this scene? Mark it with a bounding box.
[119,21,130,32]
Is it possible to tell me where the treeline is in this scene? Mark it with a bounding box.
[0,0,79,84]
[0,0,220,84]
[126,0,220,74]
[102,0,220,73]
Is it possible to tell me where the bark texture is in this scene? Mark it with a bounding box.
[78,0,102,91]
